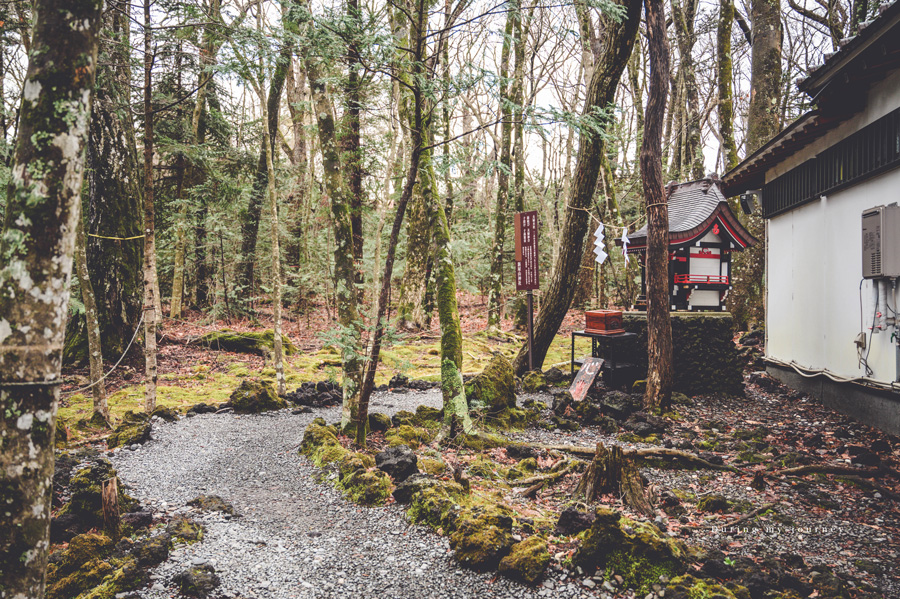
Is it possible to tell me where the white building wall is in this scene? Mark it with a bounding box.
[766,167,900,382]
[764,64,900,384]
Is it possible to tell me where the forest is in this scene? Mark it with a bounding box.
[2,0,900,598]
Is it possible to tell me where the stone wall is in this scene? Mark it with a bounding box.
[619,312,744,396]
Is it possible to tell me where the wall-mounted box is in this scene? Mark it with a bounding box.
[862,204,900,278]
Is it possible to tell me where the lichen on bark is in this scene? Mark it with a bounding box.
[0,1,103,596]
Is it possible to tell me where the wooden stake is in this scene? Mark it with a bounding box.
[102,478,120,540]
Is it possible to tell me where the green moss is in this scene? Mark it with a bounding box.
[507,457,538,480]
[76,556,145,599]
[167,517,204,544]
[187,495,236,515]
[419,457,448,475]
[521,371,548,393]
[228,379,286,414]
[449,506,515,570]
[300,419,341,460]
[498,537,550,585]
[45,534,116,599]
[58,464,137,528]
[464,354,516,412]
[453,431,507,450]
[338,452,375,480]
[696,494,731,513]
[667,575,750,599]
[338,469,393,506]
[199,328,297,356]
[407,483,466,529]
[573,509,689,595]
[385,424,433,449]
[106,422,150,449]
[368,412,392,432]
[467,454,508,480]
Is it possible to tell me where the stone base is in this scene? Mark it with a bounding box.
[617,311,743,396]
[766,363,900,436]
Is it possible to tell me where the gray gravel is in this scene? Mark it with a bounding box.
[111,389,599,599]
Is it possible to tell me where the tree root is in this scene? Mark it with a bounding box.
[837,476,900,502]
[512,460,581,488]
[536,444,738,471]
[777,464,885,478]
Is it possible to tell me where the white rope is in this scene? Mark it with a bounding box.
[61,312,145,397]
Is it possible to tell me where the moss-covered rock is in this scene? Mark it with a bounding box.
[391,410,416,427]
[385,424,433,449]
[666,575,750,599]
[187,495,236,515]
[198,328,297,356]
[151,406,179,422]
[167,517,204,544]
[418,456,448,475]
[45,533,115,599]
[300,418,340,456]
[338,452,376,480]
[228,379,286,414]
[76,555,146,599]
[465,354,516,412]
[453,432,507,450]
[132,533,171,566]
[449,506,515,570]
[368,412,392,432]
[107,421,151,449]
[498,536,550,584]
[573,509,691,595]
[173,563,221,598]
[621,312,744,396]
[406,480,467,527]
[467,454,507,480]
[57,462,137,529]
[338,468,393,506]
[521,371,549,393]
[413,405,443,427]
[696,494,731,513]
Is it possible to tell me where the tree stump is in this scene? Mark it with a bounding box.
[573,443,653,515]
[102,477,120,541]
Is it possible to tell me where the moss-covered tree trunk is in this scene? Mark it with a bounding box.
[0,1,102,594]
[717,0,739,172]
[75,216,108,420]
[512,0,642,376]
[142,0,159,415]
[303,44,363,431]
[641,0,673,412]
[63,1,143,365]
[729,0,781,328]
[486,6,515,330]
[285,59,310,268]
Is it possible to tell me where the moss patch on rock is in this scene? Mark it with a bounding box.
[465,354,516,412]
[57,461,137,530]
[521,371,549,393]
[198,328,297,356]
[385,424,433,449]
[449,505,515,570]
[338,468,393,506]
[498,536,550,585]
[573,509,691,595]
[187,495,236,515]
[666,575,750,599]
[167,517,204,544]
[228,379,286,414]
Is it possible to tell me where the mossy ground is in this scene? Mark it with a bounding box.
[59,329,573,445]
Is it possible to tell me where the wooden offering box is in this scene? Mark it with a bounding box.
[584,310,624,335]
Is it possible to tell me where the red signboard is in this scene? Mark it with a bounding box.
[515,211,539,291]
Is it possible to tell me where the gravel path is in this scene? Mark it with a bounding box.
[112,390,581,599]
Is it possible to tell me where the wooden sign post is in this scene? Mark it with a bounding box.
[515,211,539,371]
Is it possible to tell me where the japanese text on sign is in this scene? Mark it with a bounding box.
[515,211,539,291]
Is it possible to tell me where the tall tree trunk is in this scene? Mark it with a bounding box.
[236,41,292,298]
[343,0,365,293]
[512,0,642,376]
[143,0,159,415]
[729,0,782,328]
[487,6,515,330]
[285,59,309,268]
[641,0,673,412]
[0,1,102,595]
[76,216,108,421]
[63,0,143,366]
[304,51,363,432]
[672,0,703,180]
[717,0,739,172]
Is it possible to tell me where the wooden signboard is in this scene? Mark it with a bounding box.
[514,211,539,291]
[569,357,604,402]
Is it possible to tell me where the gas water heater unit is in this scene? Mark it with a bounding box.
[862,204,900,279]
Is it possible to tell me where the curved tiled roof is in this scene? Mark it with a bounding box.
[625,178,757,250]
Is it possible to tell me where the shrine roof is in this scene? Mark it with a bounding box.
[624,177,757,250]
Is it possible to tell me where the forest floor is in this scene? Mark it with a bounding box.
[53,297,900,598]
[57,292,580,436]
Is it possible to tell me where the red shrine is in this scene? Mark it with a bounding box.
[623,176,757,311]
